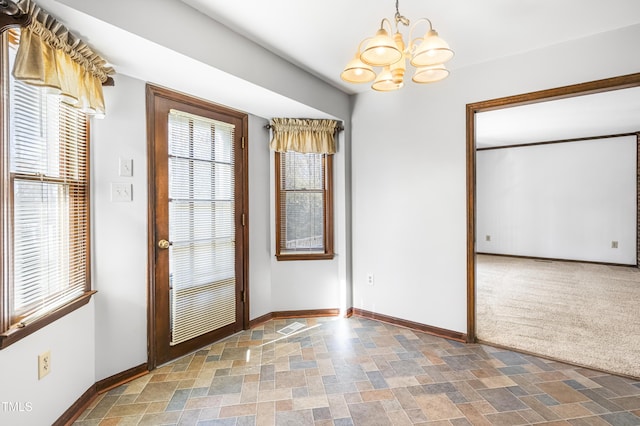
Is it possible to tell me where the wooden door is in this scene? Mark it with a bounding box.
[147,85,248,367]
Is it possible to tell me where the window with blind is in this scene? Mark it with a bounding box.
[275,151,334,260]
[0,30,91,349]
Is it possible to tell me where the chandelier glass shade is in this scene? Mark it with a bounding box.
[340,1,453,92]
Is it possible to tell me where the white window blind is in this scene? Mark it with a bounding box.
[4,30,89,328]
[278,152,327,254]
[168,109,236,345]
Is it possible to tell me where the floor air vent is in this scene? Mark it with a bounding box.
[277,322,306,335]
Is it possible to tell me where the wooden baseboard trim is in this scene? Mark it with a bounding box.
[272,308,341,319]
[249,308,343,328]
[55,363,148,426]
[248,309,463,344]
[54,385,96,426]
[476,252,637,268]
[248,312,274,328]
[96,363,149,394]
[352,308,467,343]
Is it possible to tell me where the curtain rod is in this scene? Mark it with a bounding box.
[0,0,30,29]
[264,123,344,132]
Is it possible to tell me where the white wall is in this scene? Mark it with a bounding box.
[0,61,148,426]
[476,137,637,264]
[92,74,149,380]
[268,131,350,314]
[245,112,355,320]
[0,303,95,425]
[248,116,273,319]
[351,23,640,334]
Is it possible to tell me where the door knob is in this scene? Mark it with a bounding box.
[158,239,171,249]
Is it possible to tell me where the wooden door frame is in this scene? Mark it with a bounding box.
[146,84,250,369]
[466,72,640,343]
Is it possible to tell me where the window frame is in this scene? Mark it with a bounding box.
[274,151,334,261]
[0,28,94,350]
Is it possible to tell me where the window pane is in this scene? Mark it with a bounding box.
[12,180,79,317]
[283,152,323,190]
[284,192,324,250]
[3,29,89,329]
[276,151,332,258]
[10,71,58,176]
[167,109,236,345]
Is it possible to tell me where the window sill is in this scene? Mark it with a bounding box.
[276,253,335,261]
[0,290,97,350]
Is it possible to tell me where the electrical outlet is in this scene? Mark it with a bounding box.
[367,274,374,286]
[611,241,619,249]
[38,350,51,379]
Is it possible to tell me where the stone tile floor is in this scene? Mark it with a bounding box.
[74,317,640,425]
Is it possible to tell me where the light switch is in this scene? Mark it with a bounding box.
[111,183,132,202]
[119,157,133,177]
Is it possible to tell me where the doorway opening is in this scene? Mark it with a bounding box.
[466,73,640,376]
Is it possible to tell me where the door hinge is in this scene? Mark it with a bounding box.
[241,213,246,227]
[241,136,245,149]
[241,290,247,304]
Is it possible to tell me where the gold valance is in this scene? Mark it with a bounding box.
[269,118,338,154]
[11,0,114,116]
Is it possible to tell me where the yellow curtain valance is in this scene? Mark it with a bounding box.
[11,0,114,116]
[269,118,338,154]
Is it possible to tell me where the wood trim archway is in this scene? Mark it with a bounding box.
[466,72,640,342]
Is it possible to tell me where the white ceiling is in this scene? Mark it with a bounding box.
[476,87,640,148]
[180,0,640,143]
[33,0,640,141]
[182,0,640,94]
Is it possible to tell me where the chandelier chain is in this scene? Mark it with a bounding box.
[394,0,410,27]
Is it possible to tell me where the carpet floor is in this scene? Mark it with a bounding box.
[476,254,640,378]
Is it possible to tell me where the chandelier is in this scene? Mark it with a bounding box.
[340,0,454,91]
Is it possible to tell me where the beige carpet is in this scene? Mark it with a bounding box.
[476,254,640,378]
